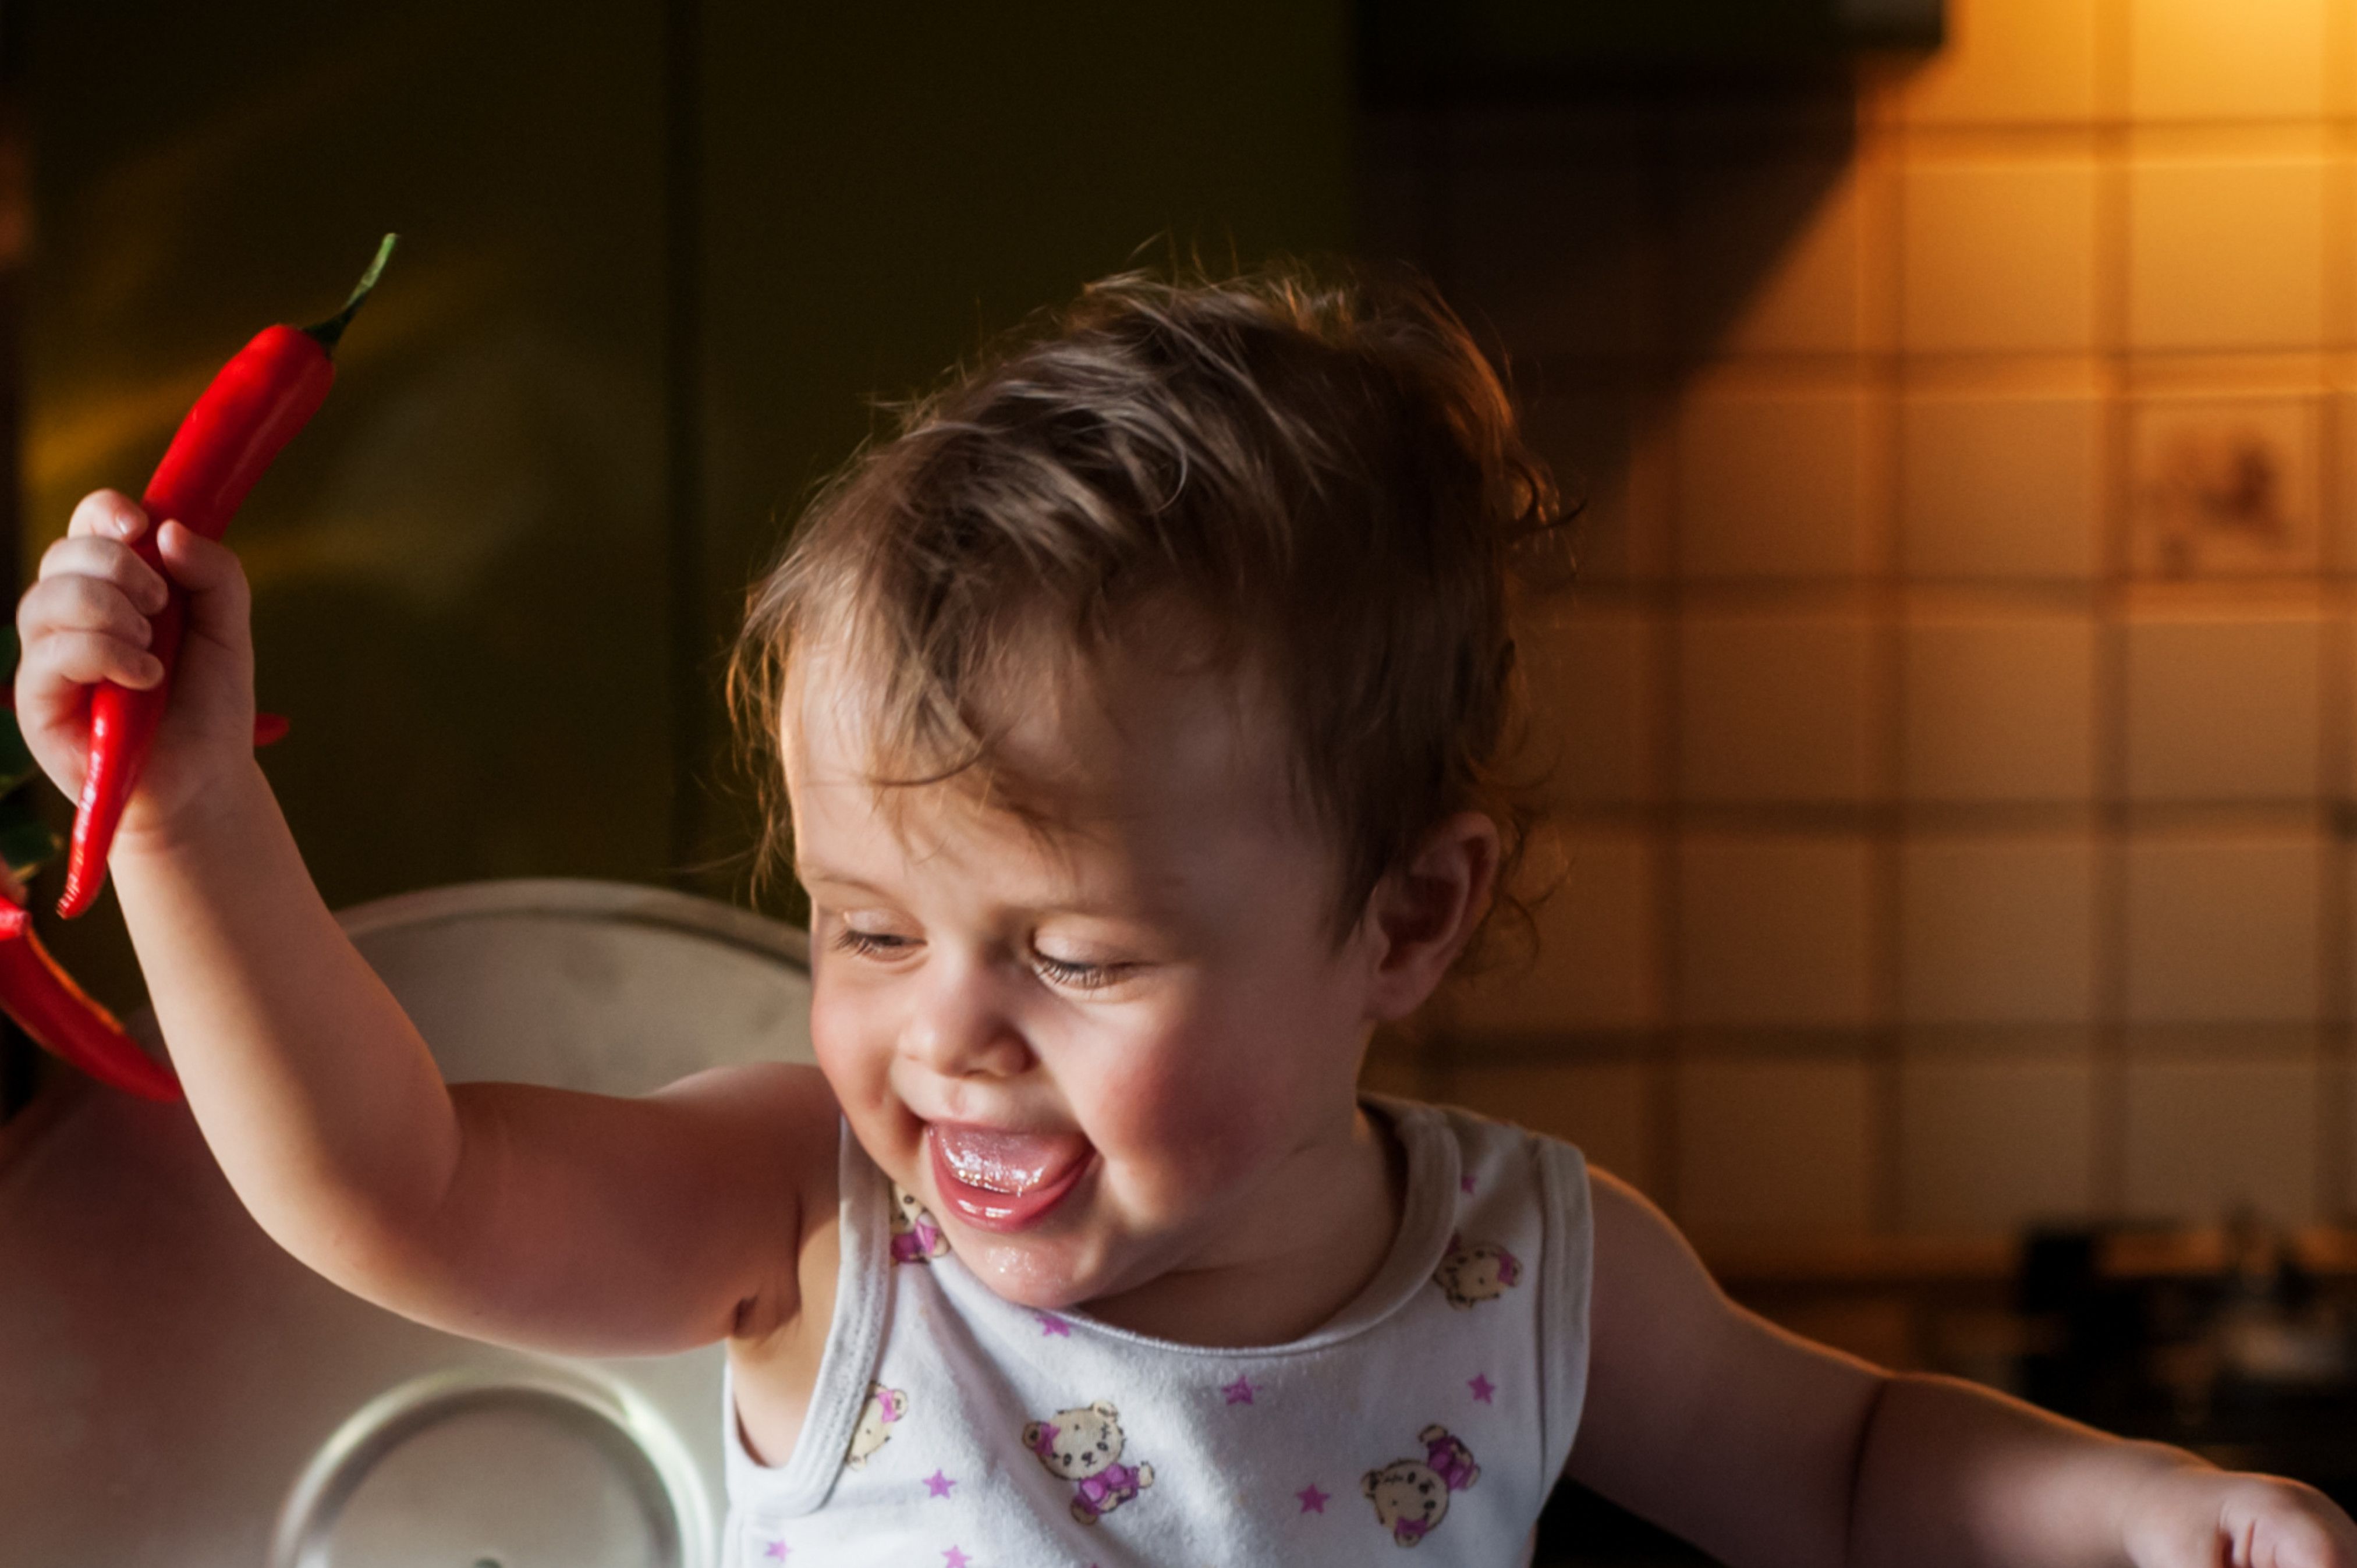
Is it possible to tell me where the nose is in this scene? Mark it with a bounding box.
[899,951,1032,1080]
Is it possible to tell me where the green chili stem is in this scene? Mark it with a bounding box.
[302,232,399,353]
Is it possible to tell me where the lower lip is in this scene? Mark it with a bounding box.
[927,1129,1091,1233]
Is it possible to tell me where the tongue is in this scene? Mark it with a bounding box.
[931,1125,1090,1195]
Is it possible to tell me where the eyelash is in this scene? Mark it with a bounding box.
[828,926,1126,992]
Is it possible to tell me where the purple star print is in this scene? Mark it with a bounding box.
[763,1543,790,1561]
[942,1549,972,1568]
[1297,1483,1330,1513]
[924,1469,957,1498]
[1221,1373,1256,1405]
[1036,1312,1072,1337]
[1469,1372,1496,1403]
[1461,1173,1477,1195]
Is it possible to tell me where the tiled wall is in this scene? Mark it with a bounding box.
[1364,0,2357,1250]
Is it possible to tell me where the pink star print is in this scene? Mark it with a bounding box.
[1461,1173,1477,1194]
[924,1468,957,1498]
[1221,1373,1256,1405]
[1298,1483,1330,1513]
[763,1543,790,1560]
[942,1549,972,1568]
[1036,1312,1072,1337]
[1469,1373,1495,1403]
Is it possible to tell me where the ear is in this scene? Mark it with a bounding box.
[1359,811,1500,1021]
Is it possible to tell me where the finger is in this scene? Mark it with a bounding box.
[65,489,150,544]
[153,522,250,626]
[22,629,163,691]
[33,535,171,612]
[17,574,154,649]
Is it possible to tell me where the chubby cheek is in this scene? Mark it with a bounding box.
[1087,995,1345,1218]
[810,977,908,1152]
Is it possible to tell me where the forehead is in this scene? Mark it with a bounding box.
[784,627,1318,901]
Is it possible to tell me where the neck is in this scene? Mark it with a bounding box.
[1078,1101,1408,1346]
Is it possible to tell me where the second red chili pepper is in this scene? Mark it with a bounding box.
[0,893,178,1100]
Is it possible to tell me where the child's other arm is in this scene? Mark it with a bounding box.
[1564,1169,2357,1567]
[15,492,834,1357]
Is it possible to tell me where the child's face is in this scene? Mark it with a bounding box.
[786,635,1390,1312]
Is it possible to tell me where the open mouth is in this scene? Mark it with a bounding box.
[926,1122,1094,1232]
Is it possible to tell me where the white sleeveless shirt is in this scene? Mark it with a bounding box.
[721,1097,1593,1565]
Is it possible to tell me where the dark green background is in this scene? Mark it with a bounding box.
[15,2,1352,1008]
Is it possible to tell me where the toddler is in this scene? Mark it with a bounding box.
[18,265,2357,1566]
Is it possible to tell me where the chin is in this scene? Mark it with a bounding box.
[954,1232,1106,1310]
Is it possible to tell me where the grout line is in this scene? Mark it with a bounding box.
[2090,0,2133,1220]
[2321,2,2357,1220]
[1863,74,1909,1238]
[1649,95,1688,1222]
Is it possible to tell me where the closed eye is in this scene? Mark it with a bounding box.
[1033,952,1130,993]
[832,928,917,962]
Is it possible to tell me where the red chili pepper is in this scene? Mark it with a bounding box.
[58,235,396,920]
[0,895,178,1100]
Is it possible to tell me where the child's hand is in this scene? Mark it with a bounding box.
[2122,1461,2357,1568]
[15,488,258,851]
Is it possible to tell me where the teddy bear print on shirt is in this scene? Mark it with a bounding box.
[888,1183,949,1265]
[1432,1232,1521,1309]
[1363,1425,1481,1546]
[1022,1400,1156,1525]
[844,1382,908,1468]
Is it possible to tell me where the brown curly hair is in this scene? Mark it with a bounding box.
[729,259,1568,968]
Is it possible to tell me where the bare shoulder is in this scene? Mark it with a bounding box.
[643,1059,843,1331]
[1568,1166,1885,1563]
[646,1058,841,1177]
[1585,1166,1718,1305]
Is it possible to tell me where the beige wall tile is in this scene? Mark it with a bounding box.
[1445,1059,1654,1192]
[1678,833,1874,1027]
[2346,1069,2357,1216]
[1677,1058,1874,1238]
[1902,612,2099,801]
[2128,0,2328,122]
[2336,394,2357,577]
[1522,608,1652,806]
[2125,834,2323,1023]
[1675,159,1860,355]
[1902,160,2098,353]
[2129,159,2327,351]
[1897,0,2099,125]
[1678,386,1865,578]
[1901,835,2097,1024]
[1450,832,1658,1033]
[2126,612,2322,800]
[1901,393,2100,581]
[2124,1056,2321,1226]
[2130,396,2321,579]
[1679,612,1873,803]
[1900,1055,2096,1235]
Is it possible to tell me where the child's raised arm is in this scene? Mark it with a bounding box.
[13,489,838,1358]
[1566,1169,2357,1567]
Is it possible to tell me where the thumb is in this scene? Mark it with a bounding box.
[152,520,253,647]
